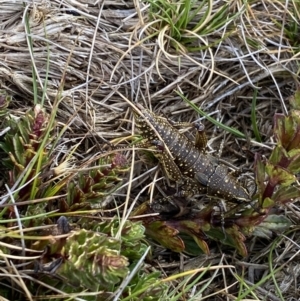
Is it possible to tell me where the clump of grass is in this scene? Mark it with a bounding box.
[145,0,238,51]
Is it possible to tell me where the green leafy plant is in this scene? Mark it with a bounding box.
[61,229,129,291]
[0,105,167,300]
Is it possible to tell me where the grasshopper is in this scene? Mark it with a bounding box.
[134,104,250,203]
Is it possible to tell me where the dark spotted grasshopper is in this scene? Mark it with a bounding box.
[134,104,250,203]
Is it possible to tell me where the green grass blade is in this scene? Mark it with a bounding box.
[177,91,246,138]
[23,6,37,105]
[176,0,192,30]
[188,0,206,24]
[251,89,262,142]
[40,20,50,107]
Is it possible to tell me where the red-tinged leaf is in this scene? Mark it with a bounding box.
[178,233,209,255]
[272,185,300,204]
[145,221,185,253]
[274,109,300,152]
[285,113,300,151]
[170,219,210,253]
[269,145,289,167]
[59,198,69,212]
[172,218,211,234]
[133,203,211,254]
[234,207,268,229]
[263,181,276,200]
[80,174,94,193]
[205,226,248,257]
[68,185,85,205]
[273,113,294,150]
[190,235,210,255]
[254,154,266,200]
[225,226,248,257]
[265,163,296,187]
[286,148,300,174]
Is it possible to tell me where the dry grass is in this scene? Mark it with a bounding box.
[0,0,300,300]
